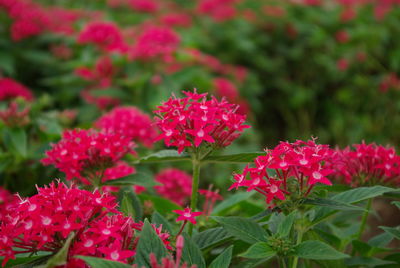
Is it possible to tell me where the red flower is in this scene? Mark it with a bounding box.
[154,168,192,206]
[173,208,202,225]
[128,0,159,13]
[154,90,249,153]
[0,78,34,102]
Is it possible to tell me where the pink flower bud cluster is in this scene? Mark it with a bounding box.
[41,129,135,184]
[0,101,30,127]
[95,106,158,148]
[154,90,249,153]
[78,21,128,53]
[230,139,333,207]
[327,142,400,187]
[0,78,34,102]
[154,168,192,206]
[0,182,171,266]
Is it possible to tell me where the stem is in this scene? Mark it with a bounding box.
[356,198,372,240]
[176,221,187,237]
[189,155,201,235]
[279,257,288,268]
[291,229,304,268]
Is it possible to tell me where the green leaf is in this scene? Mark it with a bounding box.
[239,242,276,259]
[344,257,395,267]
[90,88,129,99]
[138,150,190,164]
[303,198,366,211]
[204,152,264,164]
[2,128,27,157]
[294,240,349,260]
[193,227,232,250]
[43,233,74,268]
[138,194,182,215]
[181,233,206,268]
[212,192,255,215]
[1,253,51,268]
[331,186,394,204]
[379,226,400,240]
[117,187,143,221]
[134,219,169,267]
[76,256,132,268]
[209,246,233,268]
[104,173,160,187]
[277,211,296,237]
[368,232,393,248]
[392,201,400,210]
[212,216,268,244]
[151,211,173,234]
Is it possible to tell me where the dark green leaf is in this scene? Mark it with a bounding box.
[3,128,27,157]
[392,201,400,210]
[294,240,349,260]
[212,192,255,215]
[212,216,268,244]
[379,226,400,240]
[181,233,206,268]
[303,198,366,211]
[239,242,276,259]
[204,152,264,164]
[368,232,393,248]
[209,246,233,268]
[277,211,296,237]
[331,186,394,204]
[117,188,143,221]
[103,173,160,187]
[43,233,74,268]
[344,257,395,267]
[152,211,173,234]
[138,194,182,215]
[134,219,168,267]
[193,227,232,250]
[138,150,190,164]
[91,88,129,99]
[76,256,132,268]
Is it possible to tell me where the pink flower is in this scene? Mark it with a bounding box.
[154,90,250,153]
[327,142,400,187]
[229,139,333,207]
[128,0,159,13]
[129,25,180,62]
[0,78,34,101]
[337,58,349,71]
[0,182,171,267]
[0,101,30,127]
[0,187,17,222]
[335,30,349,43]
[199,186,223,216]
[78,21,127,53]
[154,168,192,206]
[197,0,238,22]
[173,208,202,224]
[41,129,135,184]
[95,106,158,148]
[159,13,192,28]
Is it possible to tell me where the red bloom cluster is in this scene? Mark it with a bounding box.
[199,186,223,216]
[128,0,159,13]
[154,90,249,153]
[154,168,192,206]
[129,25,180,62]
[0,78,34,102]
[95,106,158,148]
[213,77,250,115]
[41,129,135,184]
[78,21,127,53]
[159,13,192,28]
[0,101,30,127]
[173,208,202,225]
[230,139,333,207]
[327,142,400,187]
[197,0,238,22]
[0,182,171,267]
[0,187,17,222]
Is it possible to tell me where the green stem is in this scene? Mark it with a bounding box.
[291,229,304,268]
[189,155,201,235]
[279,257,288,268]
[356,198,372,240]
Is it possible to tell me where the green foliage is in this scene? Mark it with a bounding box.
[293,240,349,260]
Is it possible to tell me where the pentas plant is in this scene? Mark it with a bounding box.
[199,186,223,217]
[328,142,400,187]
[95,106,158,148]
[230,139,333,210]
[0,78,34,102]
[41,129,135,187]
[0,182,172,267]
[154,90,249,228]
[0,187,16,222]
[101,161,145,194]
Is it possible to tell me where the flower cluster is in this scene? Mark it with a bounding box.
[0,78,34,102]
[230,139,333,208]
[0,182,171,266]
[41,129,135,184]
[327,142,400,187]
[213,77,250,115]
[95,106,158,148]
[197,0,238,22]
[129,25,180,62]
[128,0,159,13]
[154,90,249,153]
[154,168,192,206]
[199,186,223,216]
[0,187,17,222]
[0,101,30,127]
[78,21,127,53]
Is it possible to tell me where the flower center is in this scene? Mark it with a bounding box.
[184,212,192,217]
[110,251,119,260]
[312,171,322,180]
[197,129,204,137]
[270,185,278,193]
[102,229,111,235]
